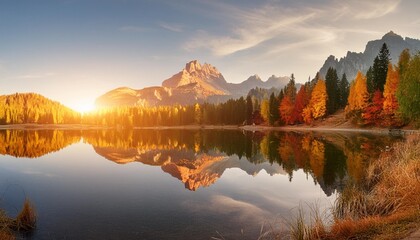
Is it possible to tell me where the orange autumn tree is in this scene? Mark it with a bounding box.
[306,79,327,121]
[346,71,369,122]
[279,96,295,125]
[382,64,400,125]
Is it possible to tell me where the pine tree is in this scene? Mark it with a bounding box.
[325,67,339,114]
[246,95,253,124]
[369,43,390,94]
[339,73,349,108]
[268,93,279,126]
[285,74,297,102]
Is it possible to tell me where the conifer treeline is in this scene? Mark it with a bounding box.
[81,97,247,127]
[0,93,81,124]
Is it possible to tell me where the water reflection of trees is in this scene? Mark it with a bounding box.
[0,129,400,194]
[261,132,398,195]
[81,130,399,194]
[0,130,81,158]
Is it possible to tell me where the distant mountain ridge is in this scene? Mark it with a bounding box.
[96,60,289,107]
[319,31,420,81]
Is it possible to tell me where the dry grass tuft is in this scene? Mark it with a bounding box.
[0,210,14,240]
[286,203,328,240]
[329,134,420,239]
[0,198,37,239]
[13,199,37,231]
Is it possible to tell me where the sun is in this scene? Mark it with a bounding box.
[73,102,96,113]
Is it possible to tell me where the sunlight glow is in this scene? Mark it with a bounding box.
[73,102,96,113]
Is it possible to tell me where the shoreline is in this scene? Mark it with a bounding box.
[0,123,418,135]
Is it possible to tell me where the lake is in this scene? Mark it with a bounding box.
[0,129,401,239]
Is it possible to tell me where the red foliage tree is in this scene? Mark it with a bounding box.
[363,90,383,125]
[292,86,308,124]
[279,96,295,125]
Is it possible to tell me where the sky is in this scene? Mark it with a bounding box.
[0,0,419,112]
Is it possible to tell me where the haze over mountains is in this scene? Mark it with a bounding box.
[319,31,420,81]
[96,60,289,107]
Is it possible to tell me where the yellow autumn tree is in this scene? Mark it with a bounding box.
[346,71,369,113]
[260,99,270,123]
[309,79,328,120]
[383,64,399,116]
[302,106,313,124]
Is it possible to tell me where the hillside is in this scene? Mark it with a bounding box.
[0,93,81,124]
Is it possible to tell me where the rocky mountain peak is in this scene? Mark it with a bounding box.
[382,30,402,40]
[185,60,201,73]
[161,60,229,97]
[245,74,262,83]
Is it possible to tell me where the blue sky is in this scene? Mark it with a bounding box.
[0,0,419,111]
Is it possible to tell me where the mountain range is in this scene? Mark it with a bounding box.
[96,60,289,107]
[319,31,420,81]
[96,31,420,108]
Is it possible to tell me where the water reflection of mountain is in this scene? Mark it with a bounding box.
[92,145,287,191]
[0,129,400,195]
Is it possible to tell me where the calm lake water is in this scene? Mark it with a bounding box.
[0,129,401,239]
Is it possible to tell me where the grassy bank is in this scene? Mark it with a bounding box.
[0,199,37,239]
[286,134,420,240]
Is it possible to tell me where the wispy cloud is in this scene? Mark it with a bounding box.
[350,1,401,19]
[119,25,147,33]
[159,22,184,32]
[16,72,55,80]
[184,0,401,56]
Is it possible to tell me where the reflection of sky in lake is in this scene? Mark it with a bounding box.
[0,139,336,239]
